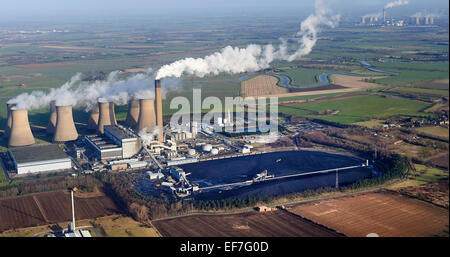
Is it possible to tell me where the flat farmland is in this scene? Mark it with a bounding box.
[286,190,449,237]
[0,190,119,232]
[153,210,342,237]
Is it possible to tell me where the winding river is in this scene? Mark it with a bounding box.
[231,61,399,89]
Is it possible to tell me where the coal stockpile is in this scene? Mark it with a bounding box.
[181,150,373,200]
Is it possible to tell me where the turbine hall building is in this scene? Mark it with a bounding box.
[8,144,72,175]
[84,125,141,161]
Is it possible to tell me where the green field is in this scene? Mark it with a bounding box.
[279,95,432,124]
[395,87,449,96]
[415,126,449,139]
[277,68,327,86]
[390,164,449,188]
[373,62,449,87]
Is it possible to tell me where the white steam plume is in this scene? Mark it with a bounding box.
[411,11,440,18]
[363,13,382,19]
[138,127,159,146]
[384,0,409,9]
[155,0,340,79]
[8,68,180,111]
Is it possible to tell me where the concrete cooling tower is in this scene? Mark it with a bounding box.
[87,103,99,130]
[155,80,163,142]
[47,100,57,134]
[53,105,78,142]
[125,99,140,128]
[8,109,35,147]
[4,103,16,139]
[109,102,117,125]
[136,98,156,133]
[97,101,117,134]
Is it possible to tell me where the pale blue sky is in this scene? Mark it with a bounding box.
[0,0,447,19]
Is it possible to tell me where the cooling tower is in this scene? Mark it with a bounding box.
[4,103,16,138]
[155,80,163,142]
[98,101,112,134]
[136,98,156,133]
[369,17,374,23]
[53,105,78,142]
[125,99,140,128]
[361,17,366,24]
[109,102,117,125]
[47,100,57,134]
[87,103,99,130]
[8,109,35,147]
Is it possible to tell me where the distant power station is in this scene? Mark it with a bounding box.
[360,8,437,27]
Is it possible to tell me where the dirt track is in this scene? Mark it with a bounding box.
[153,210,342,237]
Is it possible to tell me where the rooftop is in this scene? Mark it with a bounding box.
[105,125,136,140]
[10,144,69,164]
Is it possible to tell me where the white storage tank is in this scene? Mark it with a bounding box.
[188,149,196,156]
[211,148,219,155]
[202,144,212,152]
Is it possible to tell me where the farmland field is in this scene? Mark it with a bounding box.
[415,126,449,139]
[286,190,449,237]
[279,95,431,124]
[152,210,342,237]
[0,190,119,232]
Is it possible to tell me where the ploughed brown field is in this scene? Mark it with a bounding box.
[286,190,449,237]
[0,190,119,232]
[153,210,342,237]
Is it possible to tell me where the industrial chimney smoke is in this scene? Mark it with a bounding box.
[4,103,16,139]
[125,99,140,128]
[87,103,99,130]
[8,109,35,147]
[155,80,163,142]
[136,98,156,133]
[97,101,116,134]
[53,105,78,142]
[47,100,57,134]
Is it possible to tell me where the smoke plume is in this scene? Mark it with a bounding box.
[8,69,179,111]
[138,127,159,146]
[384,0,409,9]
[155,0,340,79]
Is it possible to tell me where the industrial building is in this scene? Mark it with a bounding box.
[8,144,72,175]
[84,134,123,161]
[84,124,141,161]
[104,125,141,158]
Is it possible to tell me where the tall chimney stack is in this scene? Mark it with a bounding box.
[136,98,156,133]
[8,109,35,147]
[97,101,115,134]
[53,105,78,142]
[87,103,99,131]
[125,99,140,128]
[155,80,163,142]
[383,8,386,22]
[47,100,57,134]
[4,103,16,139]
